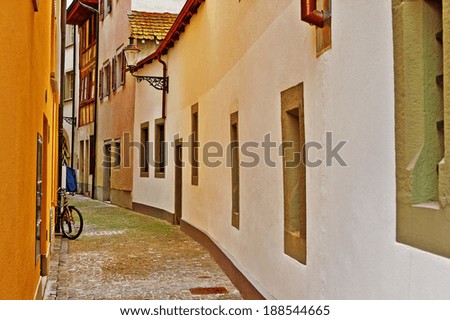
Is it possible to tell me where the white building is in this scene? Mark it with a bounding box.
[131,0,450,299]
[62,21,78,183]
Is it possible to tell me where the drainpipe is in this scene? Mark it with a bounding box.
[76,0,99,200]
[158,54,168,119]
[70,25,76,169]
[301,0,331,28]
[92,12,100,200]
[57,0,67,233]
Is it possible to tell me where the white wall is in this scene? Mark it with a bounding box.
[132,0,185,13]
[133,63,175,211]
[63,24,78,168]
[133,0,450,299]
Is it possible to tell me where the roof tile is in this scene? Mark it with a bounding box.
[128,11,178,41]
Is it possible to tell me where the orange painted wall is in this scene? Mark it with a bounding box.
[0,1,59,299]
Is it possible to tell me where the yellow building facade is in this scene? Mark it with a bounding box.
[0,0,60,299]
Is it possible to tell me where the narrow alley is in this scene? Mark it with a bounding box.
[5,0,450,307]
[44,196,241,300]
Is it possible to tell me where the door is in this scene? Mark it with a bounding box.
[35,134,43,265]
[89,135,95,197]
[40,118,49,275]
[103,141,111,201]
[79,141,84,193]
[174,139,182,225]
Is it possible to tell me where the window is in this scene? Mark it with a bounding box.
[140,122,149,177]
[80,70,94,103]
[66,24,75,46]
[191,104,199,185]
[281,83,306,264]
[115,50,126,88]
[80,15,96,50]
[393,0,450,258]
[155,118,165,178]
[80,74,88,102]
[64,71,74,101]
[111,50,125,92]
[230,112,240,229]
[79,68,95,126]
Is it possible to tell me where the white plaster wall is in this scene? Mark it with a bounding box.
[133,0,450,299]
[132,0,185,13]
[133,61,176,211]
[63,37,75,156]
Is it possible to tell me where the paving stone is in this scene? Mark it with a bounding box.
[44,196,241,300]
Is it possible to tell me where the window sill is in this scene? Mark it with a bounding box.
[80,98,95,107]
[155,172,165,179]
[140,170,149,178]
[412,202,440,210]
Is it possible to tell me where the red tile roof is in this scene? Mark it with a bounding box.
[67,0,98,25]
[137,0,205,68]
[128,11,178,41]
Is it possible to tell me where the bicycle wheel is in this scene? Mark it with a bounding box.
[61,206,83,240]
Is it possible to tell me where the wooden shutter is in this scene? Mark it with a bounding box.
[121,51,126,85]
[99,68,103,100]
[106,63,111,96]
[100,0,104,20]
[112,57,116,92]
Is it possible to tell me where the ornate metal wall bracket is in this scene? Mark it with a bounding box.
[63,117,77,125]
[130,67,169,93]
[135,75,169,92]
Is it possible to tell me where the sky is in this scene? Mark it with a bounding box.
[131,0,186,13]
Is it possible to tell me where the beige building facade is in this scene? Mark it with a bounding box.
[95,0,181,208]
[96,0,135,207]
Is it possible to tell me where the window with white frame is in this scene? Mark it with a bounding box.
[66,24,74,46]
[64,71,74,101]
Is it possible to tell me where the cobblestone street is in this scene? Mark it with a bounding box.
[44,196,241,300]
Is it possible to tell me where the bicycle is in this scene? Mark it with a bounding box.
[57,187,83,240]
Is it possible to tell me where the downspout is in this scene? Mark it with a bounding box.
[76,0,99,200]
[158,54,168,119]
[301,0,330,28]
[57,0,67,233]
[92,12,99,200]
[70,25,76,169]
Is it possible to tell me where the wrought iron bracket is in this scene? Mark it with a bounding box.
[63,117,77,125]
[130,67,169,93]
